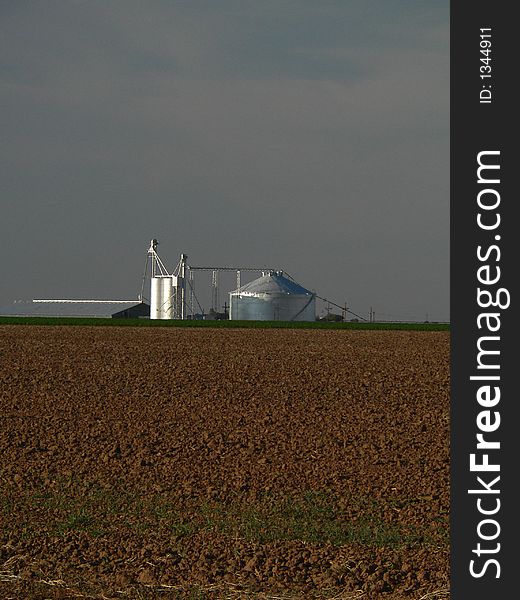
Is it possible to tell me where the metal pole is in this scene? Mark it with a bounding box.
[180,253,187,320]
[211,270,219,312]
[189,270,194,319]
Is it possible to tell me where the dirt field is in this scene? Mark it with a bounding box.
[0,325,450,599]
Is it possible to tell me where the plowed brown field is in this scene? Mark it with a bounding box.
[0,325,450,599]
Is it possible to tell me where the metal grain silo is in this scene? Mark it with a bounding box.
[150,276,173,319]
[229,271,315,321]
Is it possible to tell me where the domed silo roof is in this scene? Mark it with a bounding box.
[229,271,315,321]
[235,271,313,296]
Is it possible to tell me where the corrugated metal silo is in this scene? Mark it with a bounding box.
[229,271,315,321]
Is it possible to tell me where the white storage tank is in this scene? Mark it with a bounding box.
[150,276,173,319]
[229,271,315,321]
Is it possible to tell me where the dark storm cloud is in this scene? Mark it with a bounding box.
[0,1,449,321]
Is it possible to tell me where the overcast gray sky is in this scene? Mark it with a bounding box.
[1,0,449,321]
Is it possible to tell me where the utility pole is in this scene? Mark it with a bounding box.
[211,270,219,312]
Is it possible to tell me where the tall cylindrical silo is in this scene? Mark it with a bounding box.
[150,276,173,319]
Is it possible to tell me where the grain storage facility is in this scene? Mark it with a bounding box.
[229,271,316,321]
[147,240,188,320]
[0,240,322,322]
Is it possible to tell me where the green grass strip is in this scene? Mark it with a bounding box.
[0,316,449,331]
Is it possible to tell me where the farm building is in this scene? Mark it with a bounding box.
[0,300,150,319]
